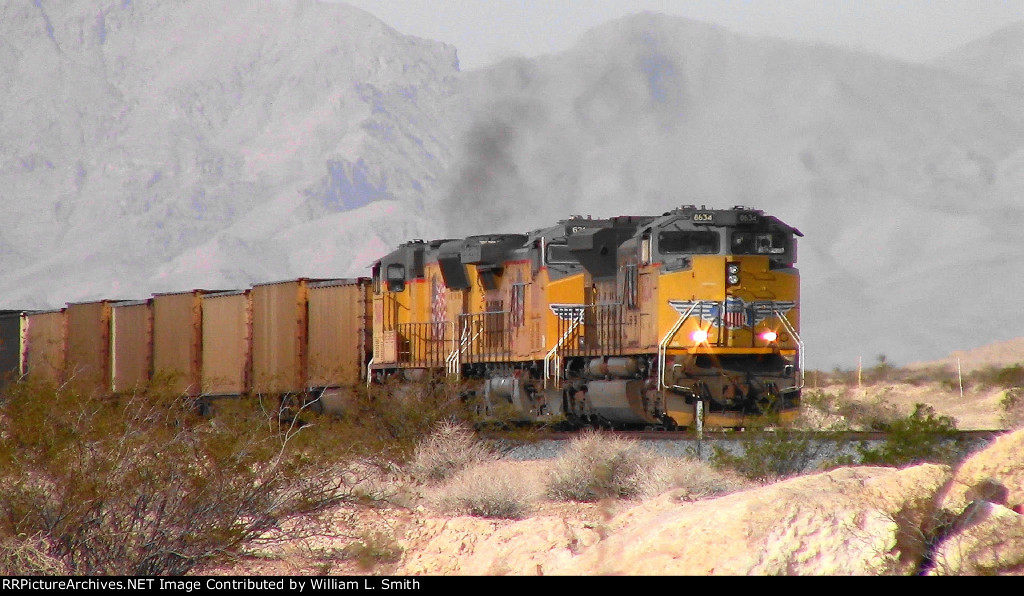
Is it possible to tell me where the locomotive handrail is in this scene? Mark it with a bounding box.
[456,311,513,364]
[543,305,586,389]
[773,305,804,390]
[457,314,484,354]
[445,321,462,378]
[553,303,626,356]
[658,300,802,390]
[448,317,471,374]
[657,301,704,391]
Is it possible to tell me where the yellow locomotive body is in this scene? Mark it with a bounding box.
[372,205,802,430]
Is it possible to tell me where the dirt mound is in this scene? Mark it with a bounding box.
[908,337,1024,374]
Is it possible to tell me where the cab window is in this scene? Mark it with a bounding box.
[731,232,787,255]
[545,243,576,265]
[386,263,406,292]
[640,231,651,264]
[658,230,719,254]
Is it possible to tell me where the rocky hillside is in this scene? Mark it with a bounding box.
[209,428,1024,576]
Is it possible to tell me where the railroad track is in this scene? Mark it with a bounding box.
[496,428,1008,461]
[539,429,1008,442]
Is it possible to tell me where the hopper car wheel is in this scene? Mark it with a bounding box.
[277,393,303,423]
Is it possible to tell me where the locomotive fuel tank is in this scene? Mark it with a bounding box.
[483,374,559,418]
[587,356,640,378]
[582,379,664,427]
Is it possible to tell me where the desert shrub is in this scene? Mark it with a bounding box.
[0,533,68,576]
[800,388,837,411]
[796,390,853,431]
[810,361,946,388]
[407,420,497,483]
[545,432,660,501]
[0,378,362,576]
[999,388,1024,429]
[812,368,859,387]
[971,364,1024,390]
[638,457,752,500]
[796,388,903,432]
[434,461,536,519]
[869,354,893,384]
[710,430,826,482]
[332,379,468,461]
[994,364,1024,388]
[899,365,958,388]
[838,395,904,431]
[858,403,960,466]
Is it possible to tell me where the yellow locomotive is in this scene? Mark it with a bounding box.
[371,205,803,429]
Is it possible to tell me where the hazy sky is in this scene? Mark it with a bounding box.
[340,0,1024,70]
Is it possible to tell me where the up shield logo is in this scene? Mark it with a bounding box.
[668,298,795,329]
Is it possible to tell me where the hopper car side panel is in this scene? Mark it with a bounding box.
[152,291,205,396]
[0,311,25,388]
[111,301,153,394]
[23,309,67,385]
[201,291,252,397]
[306,279,372,389]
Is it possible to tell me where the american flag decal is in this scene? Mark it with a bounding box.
[511,283,525,328]
[430,276,447,338]
[722,296,749,328]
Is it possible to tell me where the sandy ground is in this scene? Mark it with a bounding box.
[812,336,1024,431]
[809,382,1010,430]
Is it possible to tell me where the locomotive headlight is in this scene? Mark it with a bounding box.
[760,330,778,342]
[691,329,709,343]
[726,263,740,285]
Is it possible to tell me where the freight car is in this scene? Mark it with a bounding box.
[8,280,373,415]
[3,205,803,430]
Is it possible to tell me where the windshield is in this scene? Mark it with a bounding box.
[730,231,787,255]
[546,243,577,265]
[658,230,719,254]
